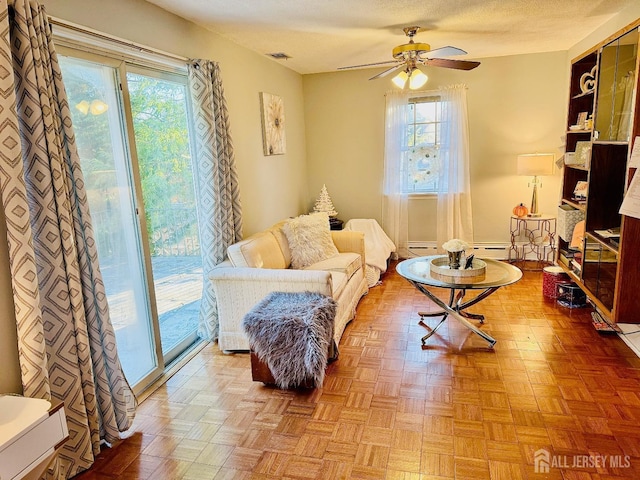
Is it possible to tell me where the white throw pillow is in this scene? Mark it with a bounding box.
[283,212,339,269]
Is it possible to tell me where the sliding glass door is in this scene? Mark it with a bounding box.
[59,51,201,391]
[125,67,201,364]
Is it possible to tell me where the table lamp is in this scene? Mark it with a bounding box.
[517,153,554,217]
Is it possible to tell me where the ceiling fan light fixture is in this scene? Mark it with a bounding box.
[340,25,480,84]
[392,70,409,88]
[409,68,428,89]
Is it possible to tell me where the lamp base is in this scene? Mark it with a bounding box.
[528,181,541,218]
[527,213,542,218]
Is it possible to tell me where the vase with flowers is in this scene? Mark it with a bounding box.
[442,238,469,270]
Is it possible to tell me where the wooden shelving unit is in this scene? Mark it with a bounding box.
[557,20,640,323]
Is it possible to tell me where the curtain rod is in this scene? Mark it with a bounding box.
[48,16,189,64]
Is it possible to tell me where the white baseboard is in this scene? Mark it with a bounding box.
[407,241,515,260]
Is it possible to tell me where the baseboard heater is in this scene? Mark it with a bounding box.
[407,241,515,260]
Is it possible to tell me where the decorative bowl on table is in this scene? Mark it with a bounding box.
[430,256,487,282]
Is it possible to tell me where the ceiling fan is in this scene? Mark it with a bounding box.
[338,26,480,89]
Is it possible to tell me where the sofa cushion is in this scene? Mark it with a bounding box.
[304,252,362,281]
[267,221,292,267]
[283,212,339,269]
[227,231,287,269]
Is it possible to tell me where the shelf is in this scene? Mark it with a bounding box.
[563,268,581,285]
[564,164,589,172]
[561,199,586,211]
[571,89,595,99]
[557,257,582,281]
[511,214,556,221]
[557,261,614,316]
[586,231,619,254]
[592,140,629,146]
[558,19,640,323]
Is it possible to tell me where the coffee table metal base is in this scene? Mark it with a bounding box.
[409,281,498,348]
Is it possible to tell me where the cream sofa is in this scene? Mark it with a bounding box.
[210,220,369,352]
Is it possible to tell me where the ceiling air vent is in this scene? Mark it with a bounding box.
[266,52,291,60]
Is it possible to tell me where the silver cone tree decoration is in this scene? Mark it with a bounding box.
[313,184,338,217]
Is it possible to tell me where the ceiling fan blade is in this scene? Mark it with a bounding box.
[338,59,399,70]
[424,46,467,58]
[421,58,481,71]
[369,64,404,80]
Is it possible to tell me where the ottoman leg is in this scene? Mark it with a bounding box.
[250,350,328,389]
[250,351,276,384]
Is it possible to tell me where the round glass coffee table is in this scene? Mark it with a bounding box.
[397,255,522,348]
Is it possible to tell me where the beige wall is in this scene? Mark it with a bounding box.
[303,52,568,243]
[0,208,19,393]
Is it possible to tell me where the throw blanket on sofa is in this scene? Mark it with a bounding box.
[344,219,396,287]
[242,291,337,389]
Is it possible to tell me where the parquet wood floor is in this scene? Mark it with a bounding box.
[76,261,640,479]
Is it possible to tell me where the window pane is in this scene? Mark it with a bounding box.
[415,101,437,123]
[408,145,440,192]
[59,56,158,385]
[415,124,437,145]
[404,97,442,194]
[126,72,201,360]
[407,125,416,147]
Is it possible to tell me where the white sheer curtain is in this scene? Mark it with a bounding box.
[382,91,411,258]
[437,84,474,250]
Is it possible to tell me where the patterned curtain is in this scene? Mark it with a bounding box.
[0,1,136,478]
[187,60,243,341]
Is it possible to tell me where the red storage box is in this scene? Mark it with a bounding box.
[542,266,569,299]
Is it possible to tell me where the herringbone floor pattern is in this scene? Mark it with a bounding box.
[76,261,640,479]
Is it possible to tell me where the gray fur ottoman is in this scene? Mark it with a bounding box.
[242,291,337,389]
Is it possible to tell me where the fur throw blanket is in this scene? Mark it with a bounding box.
[242,291,337,389]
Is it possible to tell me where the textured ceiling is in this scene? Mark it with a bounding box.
[144,0,636,74]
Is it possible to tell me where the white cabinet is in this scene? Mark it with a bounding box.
[0,396,68,480]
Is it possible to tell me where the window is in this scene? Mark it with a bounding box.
[404,95,442,194]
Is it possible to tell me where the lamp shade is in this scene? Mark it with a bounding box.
[517,153,554,176]
[392,70,409,89]
[392,67,428,90]
[409,68,428,89]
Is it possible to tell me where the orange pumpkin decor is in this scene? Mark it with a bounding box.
[513,203,528,217]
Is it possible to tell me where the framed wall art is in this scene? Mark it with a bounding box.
[260,92,286,155]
